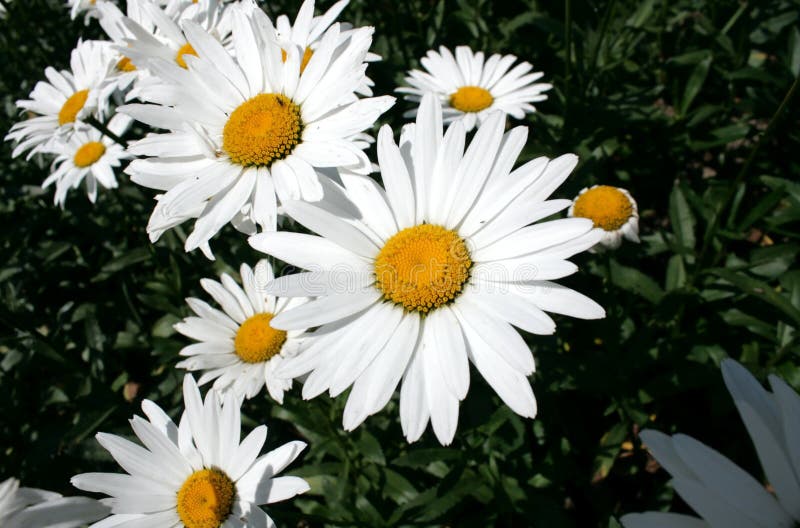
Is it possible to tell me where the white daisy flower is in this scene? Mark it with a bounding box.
[0,477,109,528]
[67,0,107,22]
[0,2,7,18]
[72,375,310,528]
[5,40,117,159]
[398,45,551,131]
[175,260,308,402]
[121,2,393,257]
[622,359,800,528]
[274,0,377,96]
[118,0,232,75]
[248,94,604,445]
[568,184,639,251]
[96,0,157,93]
[42,114,132,206]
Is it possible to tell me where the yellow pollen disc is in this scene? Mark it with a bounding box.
[73,141,106,168]
[176,469,235,528]
[116,56,136,72]
[375,224,471,313]
[222,93,302,167]
[281,47,314,73]
[58,89,89,126]
[175,43,198,69]
[449,86,494,113]
[572,185,633,231]
[234,313,287,364]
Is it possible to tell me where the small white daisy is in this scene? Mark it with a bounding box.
[249,93,604,445]
[117,0,232,76]
[72,375,310,528]
[42,114,132,206]
[96,0,156,93]
[622,359,800,528]
[398,45,551,131]
[568,184,639,251]
[175,260,308,402]
[0,477,109,528]
[67,0,107,22]
[5,39,117,159]
[274,0,377,96]
[121,1,393,257]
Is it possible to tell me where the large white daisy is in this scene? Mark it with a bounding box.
[175,260,308,402]
[249,94,604,445]
[0,477,108,528]
[5,39,117,159]
[622,359,800,528]
[398,45,551,131]
[121,1,393,257]
[72,375,309,528]
[42,114,132,206]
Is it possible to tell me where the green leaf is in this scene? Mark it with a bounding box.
[710,269,800,327]
[680,54,712,115]
[610,259,665,303]
[669,184,697,255]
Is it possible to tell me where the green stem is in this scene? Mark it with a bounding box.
[585,0,616,94]
[85,115,126,147]
[563,0,572,134]
[698,74,800,268]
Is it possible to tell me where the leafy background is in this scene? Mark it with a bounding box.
[1,0,800,526]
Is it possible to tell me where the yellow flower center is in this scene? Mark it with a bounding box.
[58,89,89,126]
[281,47,314,73]
[449,86,494,113]
[572,185,633,231]
[176,469,235,528]
[222,93,302,167]
[175,43,198,69]
[234,313,287,364]
[73,141,106,168]
[116,56,136,72]
[375,224,471,313]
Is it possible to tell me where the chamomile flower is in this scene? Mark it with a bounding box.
[398,45,551,131]
[72,375,310,528]
[622,359,800,528]
[5,40,117,159]
[175,260,309,401]
[42,114,132,206]
[249,94,604,445]
[0,477,108,528]
[122,2,393,257]
[568,185,639,251]
[274,0,377,95]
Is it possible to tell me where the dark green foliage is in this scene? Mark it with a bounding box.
[1,0,799,526]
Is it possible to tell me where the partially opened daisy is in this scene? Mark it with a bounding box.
[398,45,551,131]
[72,375,309,527]
[568,185,639,251]
[249,94,604,445]
[0,477,108,528]
[5,39,117,159]
[122,2,393,257]
[42,114,132,206]
[175,260,309,401]
[622,359,800,528]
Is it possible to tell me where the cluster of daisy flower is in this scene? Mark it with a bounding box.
[6,0,787,527]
